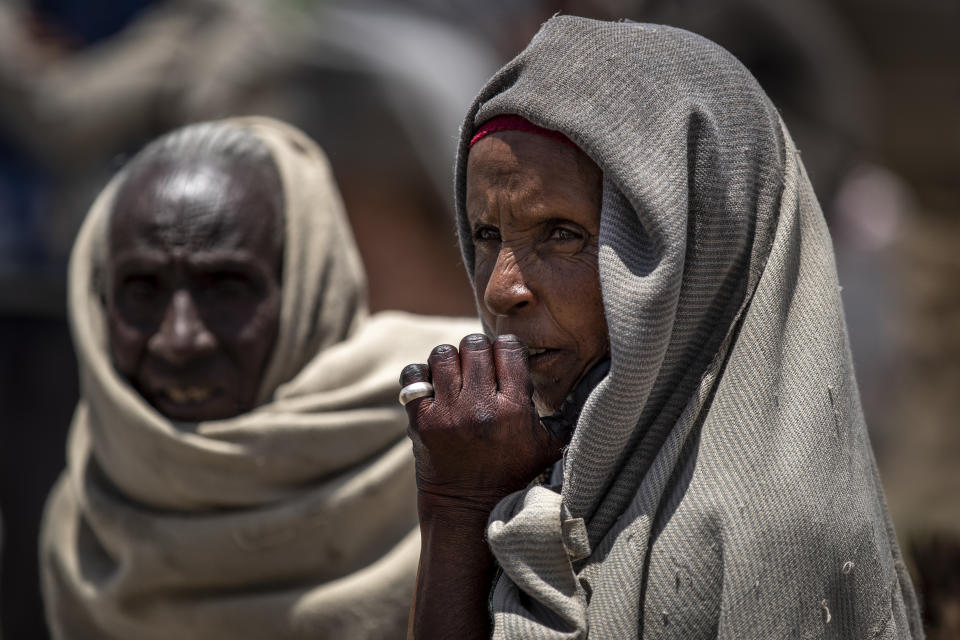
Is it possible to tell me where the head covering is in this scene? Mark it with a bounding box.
[40,116,477,639]
[454,17,922,639]
[469,114,578,151]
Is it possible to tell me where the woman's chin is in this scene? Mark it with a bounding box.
[531,366,578,417]
[534,399,553,417]
[532,389,566,417]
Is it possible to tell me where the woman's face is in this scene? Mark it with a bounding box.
[466,130,608,414]
[106,157,283,422]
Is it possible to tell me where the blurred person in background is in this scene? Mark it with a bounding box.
[39,117,476,639]
[0,0,498,312]
[1,2,493,635]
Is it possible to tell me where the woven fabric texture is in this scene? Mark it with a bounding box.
[453,17,923,639]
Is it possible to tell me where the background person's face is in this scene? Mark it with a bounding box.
[466,130,608,414]
[106,158,283,421]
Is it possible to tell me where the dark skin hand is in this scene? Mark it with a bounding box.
[403,130,607,639]
[401,335,564,638]
[107,155,284,422]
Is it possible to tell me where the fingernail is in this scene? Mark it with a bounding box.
[401,364,425,378]
[464,333,490,349]
[400,363,429,385]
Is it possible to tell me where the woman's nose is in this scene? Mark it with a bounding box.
[147,290,216,366]
[482,248,535,317]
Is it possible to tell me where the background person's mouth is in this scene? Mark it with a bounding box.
[165,386,213,403]
[149,384,229,420]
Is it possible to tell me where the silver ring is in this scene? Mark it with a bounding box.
[399,381,434,406]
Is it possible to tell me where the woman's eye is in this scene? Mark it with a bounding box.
[474,226,501,243]
[549,226,584,242]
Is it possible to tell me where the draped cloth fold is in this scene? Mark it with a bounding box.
[41,116,478,639]
[454,18,923,638]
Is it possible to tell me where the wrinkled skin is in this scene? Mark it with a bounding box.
[467,130,608,415]
[401,334,564,510]
[403,130,608,501]
[106,157,284,422]
[402,130,608,639]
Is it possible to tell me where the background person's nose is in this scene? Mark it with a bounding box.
[147,289,217,367]
[482,249,535,317]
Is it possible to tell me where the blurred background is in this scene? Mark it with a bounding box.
[0,0,957,637]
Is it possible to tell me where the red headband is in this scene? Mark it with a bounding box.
[469,114,578,151]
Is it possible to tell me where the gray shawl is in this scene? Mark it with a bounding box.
[453,17,923,639]
[40,117,477,639]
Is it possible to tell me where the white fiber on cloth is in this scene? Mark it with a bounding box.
[41,116,477,639]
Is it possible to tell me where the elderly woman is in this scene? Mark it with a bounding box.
[40,117,475,639]
[400,16,923,639]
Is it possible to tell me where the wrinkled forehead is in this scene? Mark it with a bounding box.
[107,157,284,258]
[464,130,603,231]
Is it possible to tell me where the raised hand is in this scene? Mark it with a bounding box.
[401,333,565,513]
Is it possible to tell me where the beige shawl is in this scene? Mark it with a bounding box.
[41,117,477,639]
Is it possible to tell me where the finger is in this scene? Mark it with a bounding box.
[400,363,430,387]
[427,343,461,401]
[459,333,496,396]
[400,363,434,421]
[492,334,532,400]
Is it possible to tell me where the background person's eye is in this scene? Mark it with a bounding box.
[206,273,254,298]
[115,274,168,328]
[120,275,162,302]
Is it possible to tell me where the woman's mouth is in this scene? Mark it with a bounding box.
[527,348,562,371]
